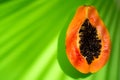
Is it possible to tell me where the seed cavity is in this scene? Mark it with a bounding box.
[79,19,102,64]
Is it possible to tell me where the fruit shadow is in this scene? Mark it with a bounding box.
[57,15,91,79]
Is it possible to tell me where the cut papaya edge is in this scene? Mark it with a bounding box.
[65,5,111,74]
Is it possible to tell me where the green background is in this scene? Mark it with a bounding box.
[0,0,120,80]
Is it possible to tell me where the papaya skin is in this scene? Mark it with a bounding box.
[65,6,111,74]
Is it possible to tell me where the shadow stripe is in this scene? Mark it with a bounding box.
[93,0,103,7]
[0,0,62,64]
[0,1,21,8]
[91,0,96,5]
[0,0,57,47]
[105,8,120,80]
[117,18,120,80]
[105,4,116,30]
[37,54,56,80]
[56,73,67,80]
[0,2,71,79]
[0,0,35,20]
[0,0,47,33]
[0,0,59,46]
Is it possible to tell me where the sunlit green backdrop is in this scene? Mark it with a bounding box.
[0,0,120,80]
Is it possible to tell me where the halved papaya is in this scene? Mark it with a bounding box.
[65,6,111,74]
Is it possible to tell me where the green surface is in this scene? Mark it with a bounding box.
[0,0,120,80]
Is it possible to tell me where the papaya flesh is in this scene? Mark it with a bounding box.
[65,6,111,74]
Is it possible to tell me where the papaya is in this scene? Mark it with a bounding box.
[65,6,111,74]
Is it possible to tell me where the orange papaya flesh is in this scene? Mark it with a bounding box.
[65,6,111,74]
